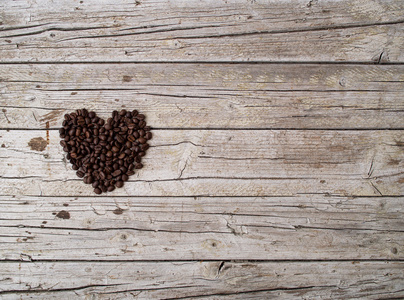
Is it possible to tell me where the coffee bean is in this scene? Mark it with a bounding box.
[116,181,124,188]
[76,171,85,178]
[61,109,151,194]
[112,170,122,177]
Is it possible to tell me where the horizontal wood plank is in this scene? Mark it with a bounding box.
[0,195,402,260]
[0,0,403,62]
[0,130,403,197]
[0,64,403,129]
[0,261,403,299]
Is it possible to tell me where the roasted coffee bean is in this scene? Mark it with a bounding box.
[61,109,151,194]
[112,170,122,177]
[116,181,124,188]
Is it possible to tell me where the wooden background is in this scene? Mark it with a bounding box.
[0,0,403,298]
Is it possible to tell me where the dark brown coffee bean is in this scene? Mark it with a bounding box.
[138,137,147,144]
[135,163,143,169]
[89,112,96,118]
[101,185,107,193]
[145,132,152,140]
[127,170,135,176]
[94,188,102,194]
[92,181,99,188]
[107,185,115,192]
[112,170,122,177]
[122,174,129,181]
[116,135,125,143]
[116,181,124,188]
[76,171,85,178]
[112,146,119,152]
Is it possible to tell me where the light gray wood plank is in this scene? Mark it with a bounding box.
[0,261,403,299]
[0,130,403,197]
[1,64,403,129]
[0,195,402,260]
[0,0,403,62]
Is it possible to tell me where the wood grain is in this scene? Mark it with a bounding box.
[0,0,403,62]
[0,64,403,129]
[0,261,403,299]
[0,195,402,260]
[1,130,403,197]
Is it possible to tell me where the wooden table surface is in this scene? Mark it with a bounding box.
[0,0,403,298]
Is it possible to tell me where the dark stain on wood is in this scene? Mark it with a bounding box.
[71,92,77,95]
[46,121,50,145]
[388,159,400,165]
[1,144,5,147]
[113,208,124,215]
[122,75,132,82]
[63,203,69,207]
[56,210,70,219]
[39,110,63,125]
[28,137,48,151]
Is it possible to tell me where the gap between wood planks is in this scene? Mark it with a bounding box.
[0,61,404,65]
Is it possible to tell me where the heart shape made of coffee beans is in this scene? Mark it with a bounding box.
[59,109,152,194]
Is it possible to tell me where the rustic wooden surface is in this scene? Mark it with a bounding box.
[0,0,403,299]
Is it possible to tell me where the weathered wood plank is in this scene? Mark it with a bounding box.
[0,195,402,260]
[1,130,403,196]
[1,64,403,129]
[0,261,403,299]
[0,0,403,62]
